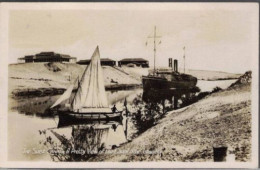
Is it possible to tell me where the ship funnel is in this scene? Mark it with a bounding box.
[174,59,178,72]
[169,58,173,68]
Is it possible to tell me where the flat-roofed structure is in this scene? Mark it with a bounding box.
[18,52,77,63]
[118,58,149,68]
[77,58,116,66]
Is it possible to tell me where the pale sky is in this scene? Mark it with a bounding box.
[8,3,258,73]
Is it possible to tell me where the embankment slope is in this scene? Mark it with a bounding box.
[8,63,140,94]
[119,66,241,81]
[186,69,241,81]
[91,72,251,162]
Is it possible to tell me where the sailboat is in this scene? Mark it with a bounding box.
[50,46,122,121]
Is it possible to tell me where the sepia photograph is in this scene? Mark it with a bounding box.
[0,2,258,168]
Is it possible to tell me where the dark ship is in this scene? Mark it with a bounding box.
[142,26,197,90]
[142,60,197,90]
[142,58,198,90]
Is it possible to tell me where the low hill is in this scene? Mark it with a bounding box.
[90,71,251,162]
[8,63,140,94]
[186,69,241,81]
[229,71,252,87]
[8,63,241,96]
[117,66,241,81]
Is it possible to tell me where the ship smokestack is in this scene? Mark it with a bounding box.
[169,58,173,68]
[174,59,178,72]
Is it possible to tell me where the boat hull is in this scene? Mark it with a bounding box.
[58,110,123,122]
[57,112,123,128]
[142,75,197,90]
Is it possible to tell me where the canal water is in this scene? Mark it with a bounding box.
[8,80,236,161]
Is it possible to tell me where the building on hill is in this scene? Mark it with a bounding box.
[77,58,116,66]
[17,52,77,63]
[118,58,149,68]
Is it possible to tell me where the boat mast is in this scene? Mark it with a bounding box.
[148,26,161,75]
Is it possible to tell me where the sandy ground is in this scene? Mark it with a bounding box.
[90,83,251,162]
[185,69,241,81]
[8,63,240,95]
[8,63,140,94]
[120,66,240,81]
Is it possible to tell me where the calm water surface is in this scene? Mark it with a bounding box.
[8,80,236,161]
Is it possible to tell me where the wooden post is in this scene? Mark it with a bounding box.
[124,108,128,140]
[162,99,165,114]
[125,105,128,117]
[174,96,178,109]
[124,98,128,140]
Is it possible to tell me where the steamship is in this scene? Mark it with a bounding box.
[142,26,197,90]
[142,59,197,90]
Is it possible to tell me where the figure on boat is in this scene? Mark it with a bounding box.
[111,105,118,113]
[50,46,122,121]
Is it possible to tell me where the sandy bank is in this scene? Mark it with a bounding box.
[8,63,240,96]
[90,83,251,162]
[8,63,140,95]
[119,66,240,81]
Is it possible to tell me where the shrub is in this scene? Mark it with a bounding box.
[131,94,164,134]
[211,86,222,93]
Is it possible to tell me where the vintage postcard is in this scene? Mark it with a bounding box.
[0,2,258,168]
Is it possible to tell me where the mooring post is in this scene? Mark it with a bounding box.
[173,96,178,109]
[162,99,165,114]
[124,98,128,140]
[124,112,128,140]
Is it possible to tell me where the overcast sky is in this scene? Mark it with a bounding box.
[8,3,258,73]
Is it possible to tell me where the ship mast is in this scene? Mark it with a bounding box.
[183,46,186,74]
[148,26,161,75]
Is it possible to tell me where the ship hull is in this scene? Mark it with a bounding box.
[142,76,197,90]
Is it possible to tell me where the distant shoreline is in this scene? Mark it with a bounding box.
[198,78,239,81]
[8,62,241,97]
[11,84,142,98]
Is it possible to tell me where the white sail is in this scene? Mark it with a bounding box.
[72,46,111,113]
[50,78,78,108]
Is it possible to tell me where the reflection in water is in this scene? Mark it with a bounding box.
[142,86,200,108]
[40,118,127,161]
[8,80,236,161]
[10,89,142,118]
[8,89,142,161]
[9,95,60,117]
